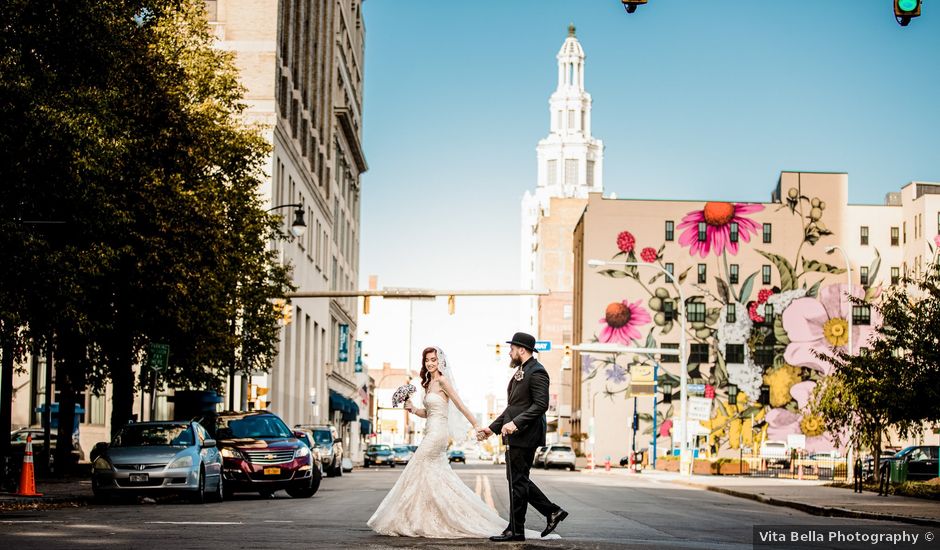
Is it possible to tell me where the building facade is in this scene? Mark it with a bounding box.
[571,172,940,463]
[520,26,604,445]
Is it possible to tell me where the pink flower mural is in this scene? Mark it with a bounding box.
[765,380,835,452]
[782,284,881,375]
[598,300,651,345]
[677,202,764,257]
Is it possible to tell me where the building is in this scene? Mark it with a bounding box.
[370,362,422,446]
[520,25,604,445]
[209,0,368,459]
[571,172,940,463]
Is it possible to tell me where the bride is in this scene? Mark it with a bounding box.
[367,346,557,540]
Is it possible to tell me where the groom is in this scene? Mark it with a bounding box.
[477,332,568,542]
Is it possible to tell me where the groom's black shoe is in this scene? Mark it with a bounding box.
[542,508,568,537]
[490,533,525,542]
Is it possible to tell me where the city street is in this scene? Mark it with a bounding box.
[0,462,923,549]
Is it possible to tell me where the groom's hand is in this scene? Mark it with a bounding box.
[500,422,517,436]
[476,427,492,441]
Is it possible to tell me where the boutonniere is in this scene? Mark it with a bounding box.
[513,368,525,382]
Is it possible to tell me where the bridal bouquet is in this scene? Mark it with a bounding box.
[391,383,417,407]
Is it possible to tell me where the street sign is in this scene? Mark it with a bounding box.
[535,341,552,352]
[688,396,712,421]
[688,383,706,394]
[147,343,169,373]
[787,434,806,450]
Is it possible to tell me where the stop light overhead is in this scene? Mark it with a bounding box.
[895,0,922,26]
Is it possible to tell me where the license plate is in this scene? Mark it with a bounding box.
[129,473,149,483]
[375,459,383,463]
[263,467,281,475]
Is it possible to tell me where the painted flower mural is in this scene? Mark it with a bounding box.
[677,202,764,257]
[598,300,651,345]
[782,284,881,375]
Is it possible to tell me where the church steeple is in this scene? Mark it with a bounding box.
[534,25,604,198]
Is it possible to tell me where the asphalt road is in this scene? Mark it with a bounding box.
[0,461,930,549]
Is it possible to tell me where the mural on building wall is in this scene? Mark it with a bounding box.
[584,190,883,453]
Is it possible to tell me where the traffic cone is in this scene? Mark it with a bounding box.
[17,434,42,497]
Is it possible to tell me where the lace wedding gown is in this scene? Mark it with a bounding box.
[367,392,557,539]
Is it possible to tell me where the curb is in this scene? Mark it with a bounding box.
[665,479,940,528]
[0,494,91,510]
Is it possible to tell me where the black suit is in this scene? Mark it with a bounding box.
[489,356,559,535]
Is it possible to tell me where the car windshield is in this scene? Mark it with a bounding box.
[369,445,391,452]
[393,446,410,453]
[551,446,572,452]
[217,415,292,439]
[113,425,193,447]
[312,430,333,445]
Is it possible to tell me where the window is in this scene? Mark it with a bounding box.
[665,220,675,241]
[860,266,869,286]
[586,161,595,187]
[762,265,772,285]
[725,344,745,364]
[726,304,737,323]
[754,344,774,366]
[729,264,739,284]
[563,305,572,320]
[763,304,775,324]
[564,159,578,186]
[661,343,679,363]
[937,212,940,235]
[762,223,772,243]
[697,222,707,242]
[689,344,709,363]
[205,0,218,21]
[891,227,899,246]
[567,109,575,129]
[903,222,907,244]
[697,263,707,283]
[662,300,675,322]
[853,305,871,325]
[891,267,900,285]
[687,301,706,323]
[546,159,557,186]
[665,263,674,277]
[860,226,869,246]
[729,222,739,243]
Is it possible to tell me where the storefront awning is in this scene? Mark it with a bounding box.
[359,418,373,435]
[329,390,360,422]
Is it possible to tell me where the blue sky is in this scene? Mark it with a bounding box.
[356,1,939,402]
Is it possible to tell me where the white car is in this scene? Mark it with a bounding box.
[542,445,577,471]
[760,440,790,468]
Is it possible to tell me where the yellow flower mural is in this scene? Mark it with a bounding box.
[763,364,801,407]
[700,393,767,451]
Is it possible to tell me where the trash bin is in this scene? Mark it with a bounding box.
[889,459,909,484]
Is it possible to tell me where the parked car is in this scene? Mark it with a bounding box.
[541,445,576,471]
[392,445,413,465]
[882,446,939,480]
[203,411,320,499]
[478,450,493,461]
[295,424,344,477]
[448,449,466,464]
[292,428,324,474]
[11,427,85,467]
[759,440,790,468]
[532,446,549,468]
[91,421,222,503]
[364,444,395,467]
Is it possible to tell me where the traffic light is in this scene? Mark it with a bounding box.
[631,413,639,432]
[362,296,370,315]
[621,0,648,14]
[895,0,921,26]
[494,344,502,357]
[564,344,572,357]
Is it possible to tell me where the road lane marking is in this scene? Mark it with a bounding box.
[0,520,64,524]
[263,520,293,523]
[482,473,495,511]
[474,474,482,498]
[145,521,244,525]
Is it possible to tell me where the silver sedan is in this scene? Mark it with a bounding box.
[92,421,223,503]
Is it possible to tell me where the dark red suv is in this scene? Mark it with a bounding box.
[203,411,321,498]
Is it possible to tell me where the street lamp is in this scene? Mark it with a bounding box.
[587,258,691,476]
[267,203,307,238]
[826,245,855,482]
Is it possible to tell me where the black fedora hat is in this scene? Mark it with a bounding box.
[506,332,537,352]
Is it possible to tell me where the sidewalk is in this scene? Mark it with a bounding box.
[592,467,940,527]
[0,476,93,510]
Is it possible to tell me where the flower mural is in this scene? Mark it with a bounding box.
[677,202,764,257]
[589,191,882,456]
[782,284,881,375]
[598,300,651,345]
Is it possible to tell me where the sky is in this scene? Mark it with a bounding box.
[356,1,940,412]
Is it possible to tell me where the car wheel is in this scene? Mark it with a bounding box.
[211,473,224,503]
[568,464,576,471]
[189,466,207,504]
[286,477,316,498]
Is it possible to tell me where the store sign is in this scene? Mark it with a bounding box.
[338,324,349,362]
[354,340,363,372]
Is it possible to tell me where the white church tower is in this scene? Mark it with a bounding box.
[521,25,604,332]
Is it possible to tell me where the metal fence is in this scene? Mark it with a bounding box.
[746,456,849,481]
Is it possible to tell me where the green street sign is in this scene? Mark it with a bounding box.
[147,343,170,373]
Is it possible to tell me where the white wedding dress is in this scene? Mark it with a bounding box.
[367,392,557,539]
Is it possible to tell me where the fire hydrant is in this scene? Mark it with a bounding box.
[605,455,611,472]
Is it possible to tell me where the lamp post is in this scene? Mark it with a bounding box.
[267,203,307,238]
[588,259,691,476]
[825,245,854,481]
